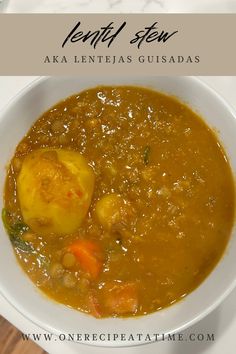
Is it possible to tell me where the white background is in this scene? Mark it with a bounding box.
[1,76,236,354]
[4,0,236,13]
[1,1,236,353]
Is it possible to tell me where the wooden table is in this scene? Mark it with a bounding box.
[0,316,47,354]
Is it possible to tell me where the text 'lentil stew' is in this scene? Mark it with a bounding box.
[3,86,235,318]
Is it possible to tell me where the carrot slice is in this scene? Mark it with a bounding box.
[68,240,103,279]
[102,281,138,315]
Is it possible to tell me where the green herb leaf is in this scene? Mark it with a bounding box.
[2,208,32,252]
[12,221,29,234]
[10,235,33,252]
[143,145,151,165]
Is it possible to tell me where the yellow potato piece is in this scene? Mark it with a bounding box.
[17,149,94,236]
[95,194,125,230]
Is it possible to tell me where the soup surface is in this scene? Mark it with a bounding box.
[3,86,235,318]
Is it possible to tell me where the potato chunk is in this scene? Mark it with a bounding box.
[95,194,130,230]
[17,148,94,236]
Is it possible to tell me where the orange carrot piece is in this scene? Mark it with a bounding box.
[102,281,138,315]
[68,240,103,279]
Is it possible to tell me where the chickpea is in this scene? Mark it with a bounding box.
[70,119,80,130]
[62,252,76,269]
[103,162,117,178]
[58,133,69,145]
[39,135,50,144]
[95,194,126,230]
[54,250,63,261]
[86,118,100,129]
[51,120,66,134]
[157,186,171,198]
[62,272,77,288]
[76,101,87,108]
[22,232,36,242]
[49,262,64,279]
[141,166,157,182]
[77,277,90,293]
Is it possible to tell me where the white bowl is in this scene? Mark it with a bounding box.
[0,76,236,347]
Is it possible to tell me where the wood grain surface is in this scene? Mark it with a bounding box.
[0,316,47,354]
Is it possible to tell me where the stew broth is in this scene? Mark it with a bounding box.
[3,86,235,317]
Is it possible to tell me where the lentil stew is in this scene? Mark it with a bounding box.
[3,86,235,318]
